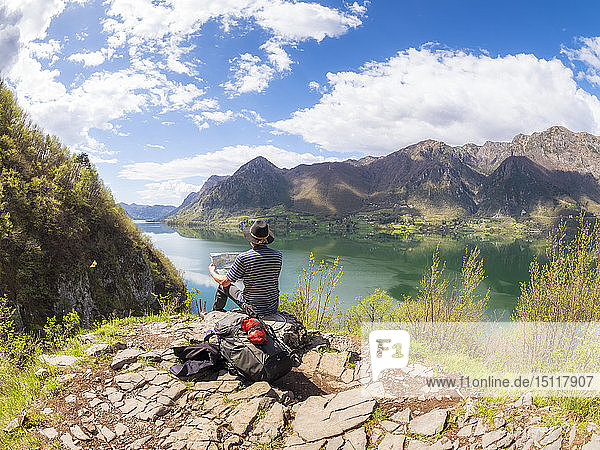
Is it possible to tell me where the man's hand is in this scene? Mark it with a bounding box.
[208,264,231,286]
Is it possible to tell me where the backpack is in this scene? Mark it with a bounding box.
[170,343,223,381]
[211,312,300,382]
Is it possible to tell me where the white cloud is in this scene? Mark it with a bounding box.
[0,6,21,72]
[146,144,165,150]
[563,36,600,86]
[68,49,106,66]
[348,2,368,16]
[119,145,341,181]
[188,110,235,130]
[103,0,364,95]
[272,47,600,153]
[28,39,61,59]
[252,0,361,42]
[223,53,276,95]
[137,179,203,204]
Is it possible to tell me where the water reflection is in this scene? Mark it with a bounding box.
[135,221,544,316]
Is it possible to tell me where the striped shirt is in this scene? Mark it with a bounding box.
[226,246,282,316]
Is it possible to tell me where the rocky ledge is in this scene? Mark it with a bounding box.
[18,312,600,449]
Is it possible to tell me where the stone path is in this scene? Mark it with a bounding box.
[20,312,599,449]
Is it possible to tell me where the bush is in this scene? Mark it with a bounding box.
[42,308,81,350]
[0,295,37,365]
[344,289,400,333]
[281,252,343,330]
[515,217,600,321]
[398,246,489,322]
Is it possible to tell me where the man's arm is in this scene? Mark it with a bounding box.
[208,264,231,287]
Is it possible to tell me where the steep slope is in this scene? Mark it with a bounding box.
[168,175,229,218]
[364,140,485,215]
[477,156,600,215]
[286,161,371,215]
[0,82,185,328]
[171,157,291,222]
[119,203,176,220]
[460,126,600,176]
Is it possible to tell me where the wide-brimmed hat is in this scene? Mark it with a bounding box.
[243,220,274,245]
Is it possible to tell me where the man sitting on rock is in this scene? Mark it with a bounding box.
[209,220,282,318]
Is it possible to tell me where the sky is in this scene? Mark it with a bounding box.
[1,0,600,206]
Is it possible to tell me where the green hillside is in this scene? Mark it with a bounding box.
[0,81,185,328]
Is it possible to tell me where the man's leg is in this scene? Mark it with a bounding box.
[213,284,242,311]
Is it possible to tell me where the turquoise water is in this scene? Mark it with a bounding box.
[136,222,543,317]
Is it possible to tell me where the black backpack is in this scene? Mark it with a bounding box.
[170,343,223,381]
[211,312,300,382]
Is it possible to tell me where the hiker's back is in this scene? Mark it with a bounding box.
[230,246,282,315]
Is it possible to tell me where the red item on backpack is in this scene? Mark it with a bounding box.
[241,318,268,345]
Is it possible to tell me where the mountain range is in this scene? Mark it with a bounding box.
[119,203,177,221]
[166,126,600,223]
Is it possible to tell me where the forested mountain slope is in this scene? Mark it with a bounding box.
[0,81,185,328]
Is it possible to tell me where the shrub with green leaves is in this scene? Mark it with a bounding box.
[280,252,343,330]
[398,246,489,322]
[344,289,400,332]
[515,216,600,322]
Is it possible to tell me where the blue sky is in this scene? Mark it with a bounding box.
[1,0,600,205]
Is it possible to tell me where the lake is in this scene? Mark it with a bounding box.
[136,221,544,317]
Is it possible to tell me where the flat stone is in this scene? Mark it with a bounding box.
[481,429,506,448]
[228,381,276,401]
[111,348,143,370]
[473,419,487,436]
[138,405,169,421]
[108,391,124,404]
[218,380,242,393]
[540,428,562,446]
[229,396,274,435]
[345,427,367,450]
[496,433,515,448]
[298,351,321,375]
[114,372,146,391]
[85,343,112,357]
[252,402,287,444]
[378,434,406,450]
[99,425,116,442]
[150,373,173,386]
[293,388,376,442]
[70,425,90,441]
[326,435,345,450]
[390,407,411,423]
[161,381,187,402]
[130,436,152,449]
[193,380,223,391]
[114,423,129,436]
[40,354,83,367]
[381,420,400,433]
[318,351,349,378]
[408,409,447,436]
[340,368,355,383]
[60,433,79,450]
[120,398,144,415]
[456,424,474,437]
[139,384,164,399]
[40,427,59,440]
[527,426,549,442]
[65,394,77,403]
[406,439,430,450]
